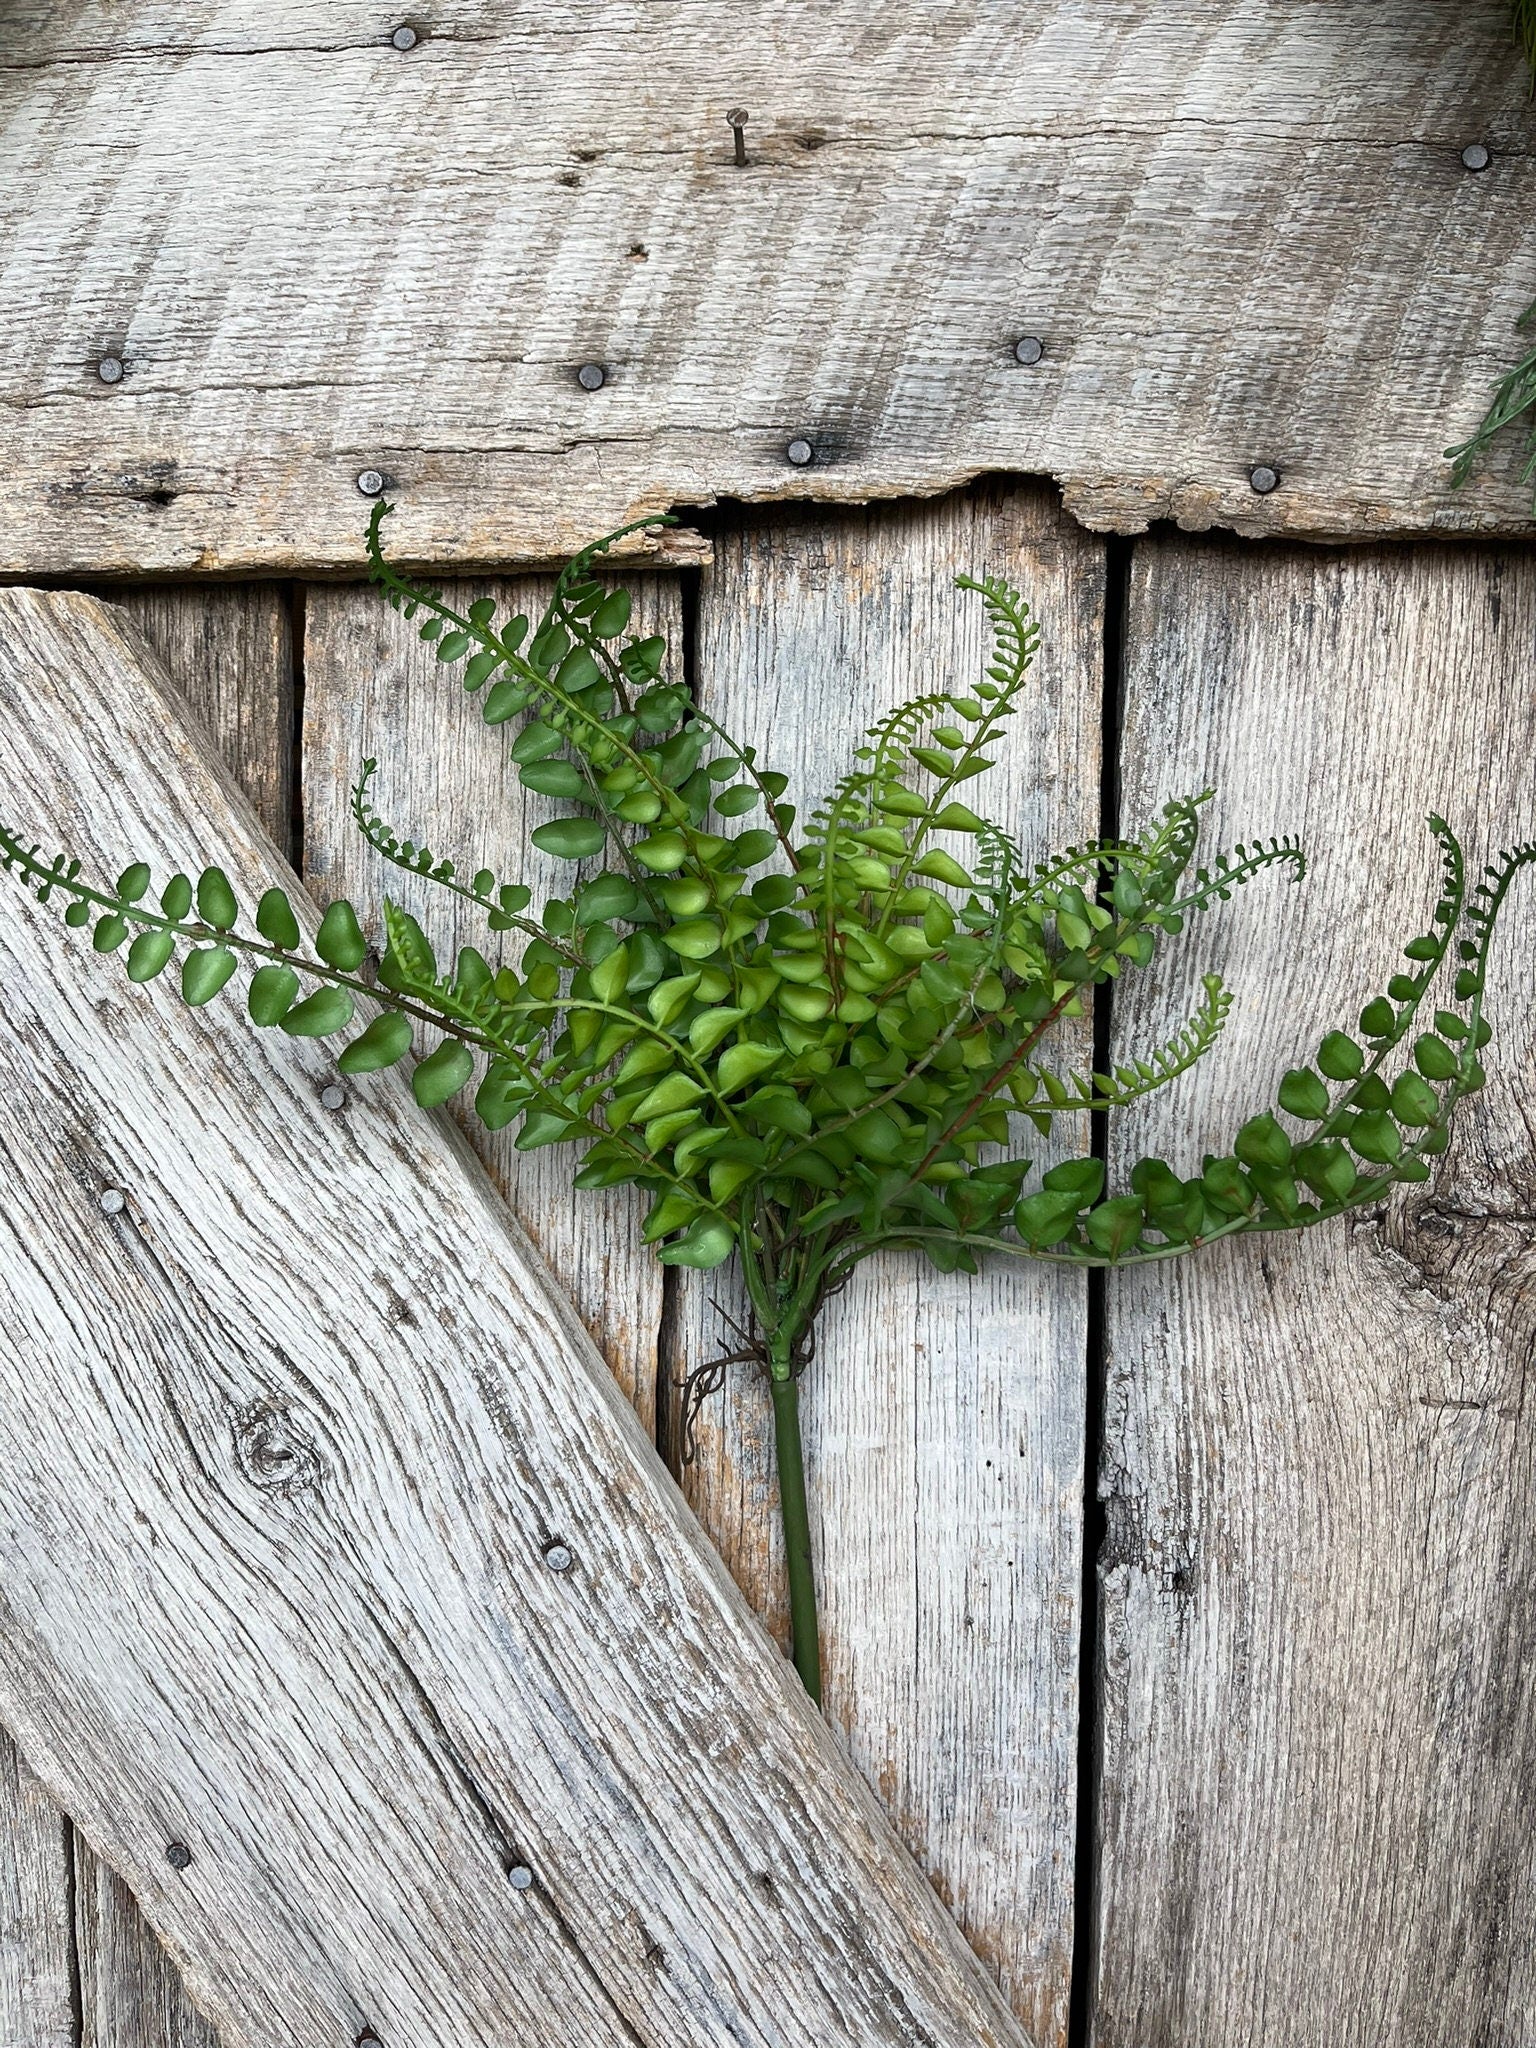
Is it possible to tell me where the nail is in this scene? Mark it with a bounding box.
[576,362,606,391]
[99,1188,126,1216]
[1248,464,1280,495]
[391,24,417,49]
[785,437,814,468]
[507,1863,535,1890]
[1461,142,1491,172]
[356,469,385,497]
[543,1541,574,1573]
[97,357,124,385]
[726,107,748,166]
[165,1842,192,1870]
[320,1085,347,1112]
[1013,336,1044,366]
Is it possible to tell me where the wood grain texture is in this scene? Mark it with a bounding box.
[0,587,1032,2048]
[109,588,294,853]
[673,486,1102,2046]
[2,2,1534,574]
[0,1733,73,2048]
[301,573,678,1424]
[1095,539,1536,2046]
[74,1848,217,2048]
[2,582,292,2048]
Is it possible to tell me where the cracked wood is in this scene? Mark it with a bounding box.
[1096,538,1536,2046]
[1,1,1534,574]
[670,486,1101,2048]
[0,587,1033,2048]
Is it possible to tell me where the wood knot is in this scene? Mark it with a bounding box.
[233,1401,322,1498]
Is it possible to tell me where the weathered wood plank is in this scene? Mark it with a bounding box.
[110,587,294,854]
[1096,538,1536,2045]
[673,487,1102,2045]
[3,581,292,2048]
[1,2,1533,573]
[74,1847,217,2048]
[0,1733,73,2048]
[0,588,1031,2048]
[301,573,677,1425]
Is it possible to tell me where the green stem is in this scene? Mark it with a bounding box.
[767,1329,822,1707]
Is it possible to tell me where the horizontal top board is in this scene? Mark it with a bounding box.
[1,0,1534,572]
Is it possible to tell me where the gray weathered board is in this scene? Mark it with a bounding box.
[0,589,1030,2048]
[672,489,1100,2048]
[3,1,1535,576]
[1098,538,1536,2046]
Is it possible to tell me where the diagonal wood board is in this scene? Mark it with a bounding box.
[2,0,1535,574]
[0,588,1032,2048]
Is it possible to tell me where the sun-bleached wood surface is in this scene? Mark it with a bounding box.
[0,588,1032,2048]
[673,488,1102,2046]
[1095,539,1536,2046]
[0,1735,72,2048]
[0,585,293,2048]
[302,575,678,1425]
[3,1,1534,575]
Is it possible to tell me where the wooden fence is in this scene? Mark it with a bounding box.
[2,5,1535,2046]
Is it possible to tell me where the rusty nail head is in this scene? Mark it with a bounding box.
[1013,336,1044,365]
[1461,142,1490,172]
[320,1085,347,1112]
[356,469,385,497]
[165,1841,192,1870]
[576,362,606,391]
[727,107,748,164]
[785,437,814,467]
[507,1862,535,1890]
[543,1541,574,1573]
[97,356,124,384]
[99,1188,126,1216]
[391,24,417,49]
[1249,464,1280,495]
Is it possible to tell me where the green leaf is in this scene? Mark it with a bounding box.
[635,830,689,872]
[248,964,300,1026]
[531,817,606,860]
[1359,997,1396,1039]
[590,944,631,1004]
[339,1012,414,1073]
[1277,1067,1330,1120]
[93,914,128,952]
[931,802,985,832]
[912,850,972,888]
[1234,1112,1291,1172]
[689,1006,747,1056]
[256,886,302,949]
[1041,1157,1105,1203]
[717,1040,782,1094]
[1350,1110,1401,1164]
[1316,1030,1364,1081]
[116,863,151,902]
[1390,1071,1440,1127]
[647,973,701,1026]
[1295,1140,1357,1203]
[160,873,193,919]
[591,589,633,639]
[520,759,587,799]
[126,930,175,982]
[1413,1033,1459,1080]
[475,1061,534,1130]
[632,1073,705,1121]
[657,1217,736,1269]
[181,946,238,1007]
[316,899,368,971]
[713,784,760,816]
[517,1109,573,1150]
[1085,1195,1144,1259]
[195,867,238,930]
[279,986,356,1037]
[413,1041,475,1106]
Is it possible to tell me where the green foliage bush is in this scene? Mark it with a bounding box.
[4,505,1530,1701]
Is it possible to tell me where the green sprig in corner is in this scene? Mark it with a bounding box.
[4,503,1531,1705]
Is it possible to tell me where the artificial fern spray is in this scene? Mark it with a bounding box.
[3,508,1529,1704]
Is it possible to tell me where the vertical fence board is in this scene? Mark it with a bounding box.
[0,1733,73,2048]
[110,588,294,854]
[300,575,679,1426]
[673,486,1104,2044]
[1097,539,1536,2047]
[1,584,290,2048]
